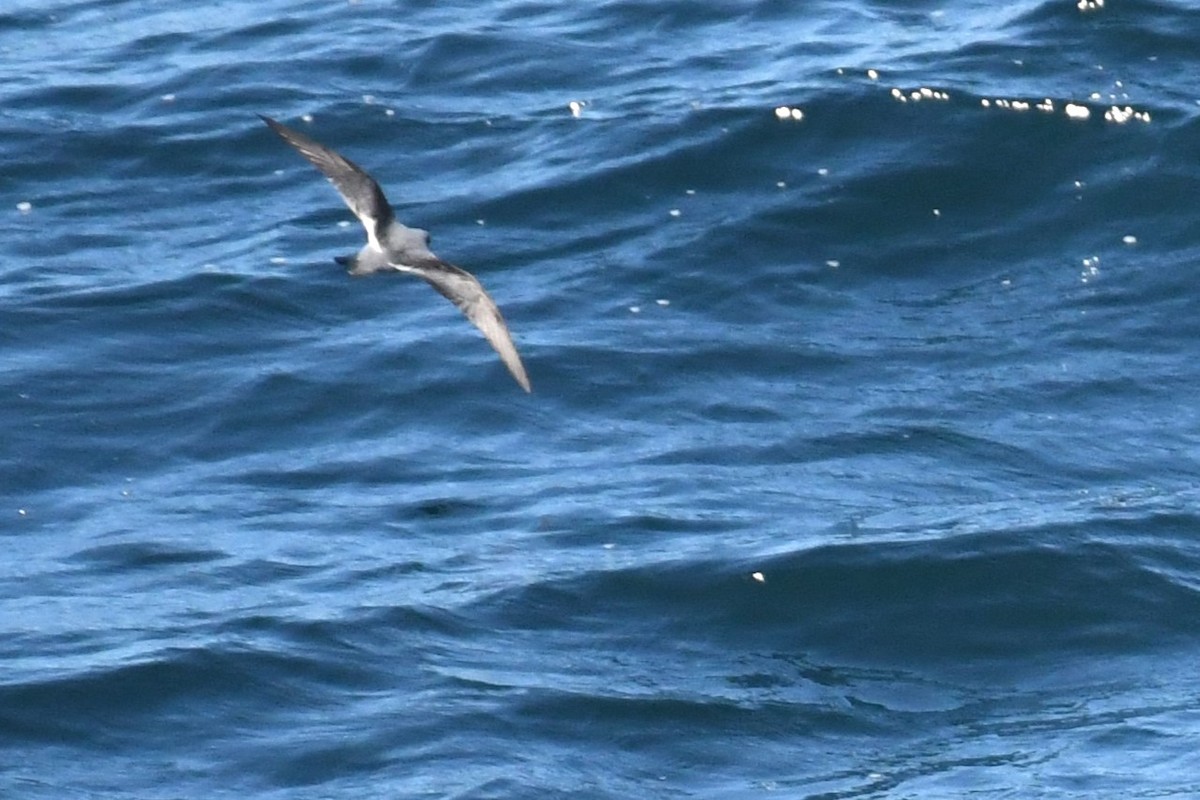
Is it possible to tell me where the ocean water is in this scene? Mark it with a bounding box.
[4,0,1200,797]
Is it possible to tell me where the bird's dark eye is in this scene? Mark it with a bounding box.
[423,231,432,246]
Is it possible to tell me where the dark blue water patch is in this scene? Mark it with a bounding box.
[0,644,350,743]
[638,423,1045,475]
[474,527,1200,669]
[0,9,49,32]
[755,537,1200,663]
[1087,0,1200,58]
[68,540,225,571]
[487,687,898,800]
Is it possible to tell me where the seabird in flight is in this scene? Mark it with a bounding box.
[260,114,531,393]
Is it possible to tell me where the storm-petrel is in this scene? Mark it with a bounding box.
[260,115,531,393]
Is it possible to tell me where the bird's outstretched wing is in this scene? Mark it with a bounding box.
[260,115,394,248]
[410,259,532,393]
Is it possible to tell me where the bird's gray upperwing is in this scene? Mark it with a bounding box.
[260,115,394,248]
[407,258,532,393]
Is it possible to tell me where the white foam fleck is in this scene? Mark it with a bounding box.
[270,257,287,265]
[301,113,314,123]
[629,306,641,314]
[817,168,829,176]
[751,572,766,583]
[826,259,840,268]
[362,94,376,105]
[1105,105,1134,124]
[337,220,351,228]
[867,69,879,80]
[1122,235,1137,245]
[1065,103,1090,120]
[656,299,670,306]
[568,100,586,118]
[16,201,32,213]
[668,208,681,217]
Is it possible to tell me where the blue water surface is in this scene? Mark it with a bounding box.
[3,0,1200,797]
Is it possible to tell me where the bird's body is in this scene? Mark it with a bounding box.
[260,114,531,393]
